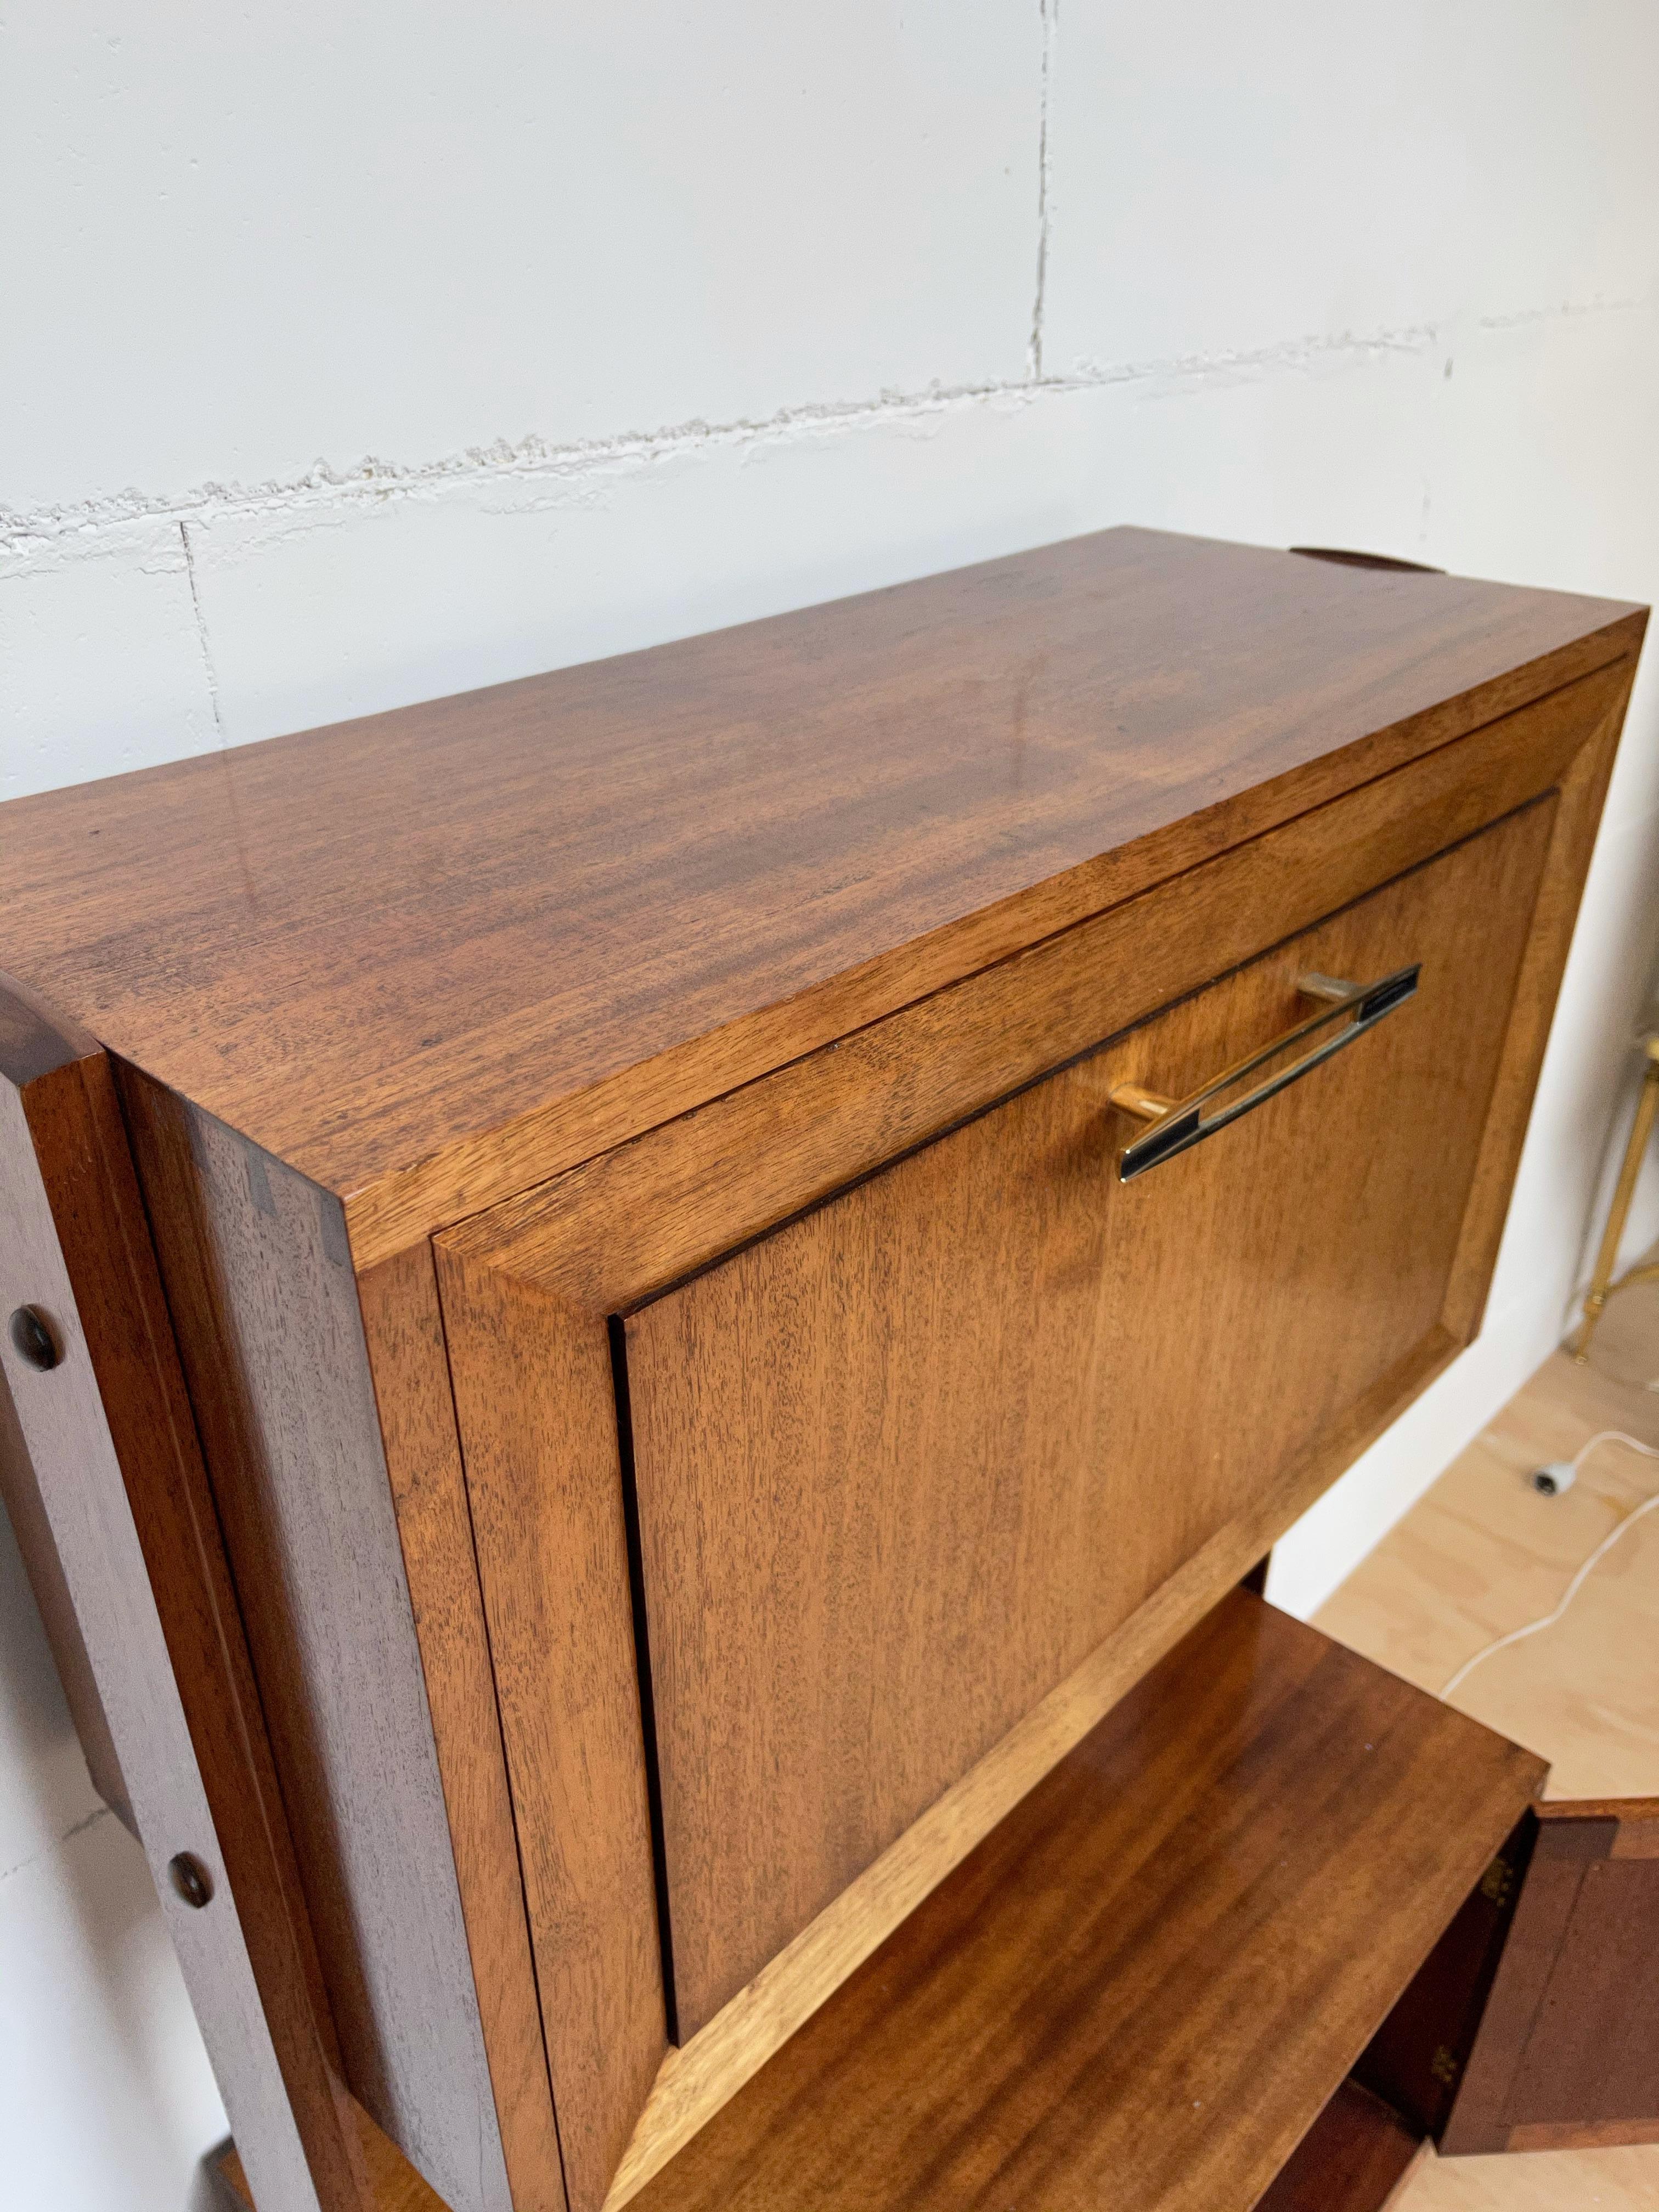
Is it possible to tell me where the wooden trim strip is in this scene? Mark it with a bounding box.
[1506,2117,1659,2152]
[1439,662,1636,1343]
[1537,1796,1659,1832]
[358,1246,570,2212]
[435,1249,668,2212]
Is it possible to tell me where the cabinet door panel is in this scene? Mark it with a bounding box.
[1438,1801,1659,2154]
[624,803,1555,2037]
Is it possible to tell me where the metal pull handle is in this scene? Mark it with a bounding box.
[1109,964,1420,1182]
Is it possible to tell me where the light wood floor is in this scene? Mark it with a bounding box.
[1396,2144,1659,2209]
[1317,1271,1659,2210]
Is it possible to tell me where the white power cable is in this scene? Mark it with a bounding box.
[1440,1430,1659,1700]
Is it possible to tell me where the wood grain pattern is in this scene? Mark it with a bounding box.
[2,534,1638,2211]
[628,1590,1544,2212]
[357,1245,567,2212]
[1505,2120,1659,2152]
[118,1075,512,2212]
[624,803,1555,2033]
[447,661,1627,1312]
[0,977,366,2212]
[606,1330,1467,2210]
[436,631,1633,2197]
[435,1246,667,2212]
[0,531,1640,1264]
[1438,660,1635,1344]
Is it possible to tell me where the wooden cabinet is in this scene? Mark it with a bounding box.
[0,528,1651,2212]
[611,802,1547,2033]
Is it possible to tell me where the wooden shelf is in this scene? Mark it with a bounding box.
[631,1590,1544,2212]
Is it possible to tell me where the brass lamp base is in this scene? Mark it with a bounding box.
[1570,1033,1659,1363]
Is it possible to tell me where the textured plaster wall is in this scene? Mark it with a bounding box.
[3,7,1658,2205]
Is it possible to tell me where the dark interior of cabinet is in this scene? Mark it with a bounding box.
[1356,1813,1541,2140]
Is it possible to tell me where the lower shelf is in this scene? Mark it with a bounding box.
[631,1589,1544,2212]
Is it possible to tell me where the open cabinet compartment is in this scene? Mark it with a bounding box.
[625,1588,1543,2212]
[1357,1795,1659,2159]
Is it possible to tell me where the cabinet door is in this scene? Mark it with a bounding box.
[1441,1799,1659,2154]
[1355,1797,1659,2163]
[622,800,1556,2035]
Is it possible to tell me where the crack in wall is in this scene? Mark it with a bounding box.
[0,320,1447,564]
[1479,294,1645,331]
[182,514,261,904]
[13,287,1639,571]
[178,520,227,745]
[1029,0,1057,380]
[0,1805,110,1888]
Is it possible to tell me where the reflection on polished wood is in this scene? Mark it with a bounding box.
[2,534,1644,2212]
[629,1592,1541,2212]
[0,528,1640,1265]
[628,811,1551,2035]
[442,646,1634,2209]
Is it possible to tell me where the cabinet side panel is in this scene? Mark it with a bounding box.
[119,1071,512,2212]
[435,1246,666,2212]
[1442,659,1637,1339]
[358,1243,569,2212]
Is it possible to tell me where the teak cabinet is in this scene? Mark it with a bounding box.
[0,527,1654,2212]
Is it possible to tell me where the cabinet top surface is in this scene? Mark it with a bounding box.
[0,526,1642,1255]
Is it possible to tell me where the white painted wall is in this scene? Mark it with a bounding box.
[3,5,1657,2204]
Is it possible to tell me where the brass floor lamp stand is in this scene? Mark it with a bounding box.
[1571,1033,1659,1362]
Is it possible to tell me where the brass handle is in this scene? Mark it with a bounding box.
[1109,966,1420,1182]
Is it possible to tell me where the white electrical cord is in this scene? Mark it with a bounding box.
[1440,1430,1659,1700]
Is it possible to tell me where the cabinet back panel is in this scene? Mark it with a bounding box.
[625,802,1555,2034]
